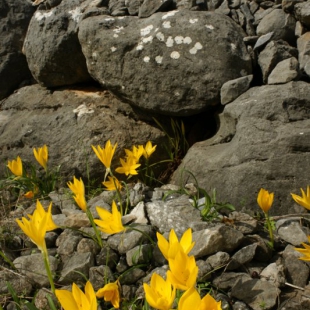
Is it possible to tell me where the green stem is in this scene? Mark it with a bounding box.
[265,212,274,249]
[86,209,103,248]
[42,250,55,294]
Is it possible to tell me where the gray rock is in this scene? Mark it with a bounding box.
[0,0,35,100]
[78,10,252,116]
[96,245,120,269]
[146,195,201,234]
[64,212,91,228]
[227,243,257,270]
[13,254,58,287]
[89,265,115,290]
[283,0,303,13]
[221,75,253,105]
[231,278,280,310]
[256,9,296,45]
[260,262,286,288]
[139,0,173,18]
[191,225,244,258]
[56,229,83,260]
[295,1,310,28]
[267,56,299,84]
[77,238,101,254]
[276,217,309,246]
[227,211,258,234]
[172,82,310,216]
[253,31,274,51]
[0,85,166,183]
[258,40,298,83]
[297,32,310,77]
[213,272,252,290]
[120,267,146,284]
[129,202,148,224]
[125,0,142,15]
[58,252,94,284]
[0,269,33,295]
[206,251,230,268]
[126,244,153,266]
[34,289,58,310]
[109,0,127,15]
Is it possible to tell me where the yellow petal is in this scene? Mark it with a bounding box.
[178,287,201,310]
[55,289,78,310]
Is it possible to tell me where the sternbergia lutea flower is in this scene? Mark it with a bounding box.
[96,280,120,308]
[143,141,157,159]
[94,201,125,234]
[115,156,141,176]
[33,145,48,170]
[55,281,97,310]
[291,186,310,210]
[295,235,310,261]
[67,176,87,211]
[157,228,195,260]
[257,188,274,213]
[102,176,122,191]
[143,273,176,310]
[7,156,23,176]
[178,286,222,310]
[166,247,198,291]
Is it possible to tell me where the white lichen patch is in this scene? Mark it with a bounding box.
[68,7,82,23]
[195,42,203,50]
[113,34,119,38]
[141,25,154,36]
[143,56,150,63]
[142,35,153,43]
[92,52,98,59]
[189,18,198,24]
[175,36,184,44]
[105,18,115,21]
[184,37,192,44]
[73,104,94,118]
[155,56,163,64]
[166,36,174,47]
[170,51,180,59]
[35,11,53,21]
[162,10,178,19]
[113,26,124,33]
[111,46,117,52]
[205,24,214,30]
[156,32,165,41]
[122,85,125,89]
[189,42,203,54]
[163,21,171,28]
[136,44,144,50]
[231,43,237,51]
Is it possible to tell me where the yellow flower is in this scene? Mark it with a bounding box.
[92,140,117,179]
[96,280,120,308]
[7,156,23,176]
[55,281,97,310]
[33,145,48,170]
[67,177,87,211]
[24,191,34,199]
[16,207,49,253]
[291,186,310,210]
[257,188,274,213]
[94,201,125,234]
[115,157,140,176]
[179,287,222,310]
[143,141,157,159]
[28,200,58,232]
[167,248,198,291]
[157,228,195,260]
[295,235,310,261]
[124,145,144,162]
[143,273,176,310]
[102,176,122,191]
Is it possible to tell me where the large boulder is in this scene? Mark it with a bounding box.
[23,0,93,87]
[0,0,35,100]
[0,85,166,182]
[78,10,252,116]
[171,81,310,215]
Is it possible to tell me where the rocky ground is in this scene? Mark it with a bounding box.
[1,182,310,310]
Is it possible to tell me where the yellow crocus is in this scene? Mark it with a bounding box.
[102,176,122,191]
[143,141,157,159]
[124,145,144,162]
[143,273,176,310]
[33,145,48,170]
[157,228,195,260]
[115,157,140,176]
[92,140,117,179]
[28,200,58,231]
[178,286,222,310]
[55,281,97,310]
[167,248,198,291]
[16,207,49,253]
[257,188,274,213]
[96,280,120,308]
[7,156,23,176]
[295,235,310,261]
[94,201,125,235]
[291,186,310,210]
[67,176,87,211]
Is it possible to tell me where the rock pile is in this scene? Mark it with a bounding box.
[1,184,310,310]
